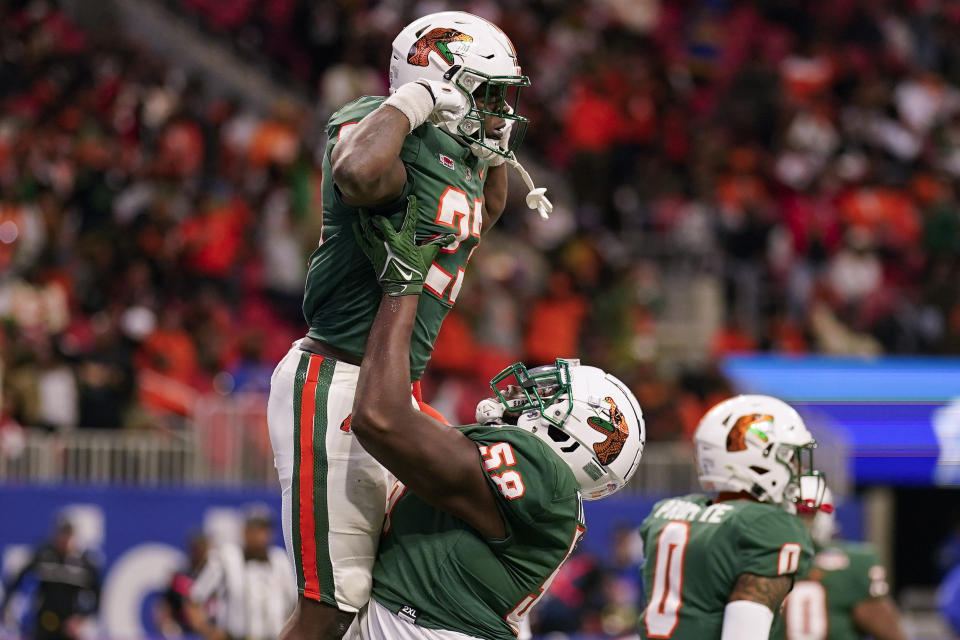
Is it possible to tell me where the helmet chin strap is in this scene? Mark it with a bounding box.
[463,140,552,219]
[502,154,553,220]
[464,138,553,220]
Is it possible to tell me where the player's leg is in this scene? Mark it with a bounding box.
[352,599,475,640]
[269,348,355,640]
[268,346,301,574]
[268,349,389,640]
[277,597,354,640]
[321,359,392,608]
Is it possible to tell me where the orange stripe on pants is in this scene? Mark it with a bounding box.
[298,354,324,599]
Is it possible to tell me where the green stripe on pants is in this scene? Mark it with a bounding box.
[290,352,310,593]
[312,357,338,600]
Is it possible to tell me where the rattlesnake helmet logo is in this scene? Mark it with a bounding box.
[407,28,474,66]
[726,414,773,452]
[587,397,629,465]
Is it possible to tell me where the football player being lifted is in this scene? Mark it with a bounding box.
[267,11,551,640]
[343,201,644,639]
[637,395,827,640]
[774,485,907,640]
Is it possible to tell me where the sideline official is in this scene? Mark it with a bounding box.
[188,506,295,640]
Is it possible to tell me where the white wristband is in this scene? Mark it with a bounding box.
[383,82,435,133]
[720,600,774,640]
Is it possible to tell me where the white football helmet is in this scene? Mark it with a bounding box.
[693,395,826,511]
[482,359,645,500]
[389,11,529,157]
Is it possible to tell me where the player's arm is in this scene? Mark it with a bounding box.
[186,554,227,640]
[184,604,226,640]
[482,163,508,230]
[332,80,470,207]
[330,106,408,207]
[722,573,793,640]
[350,204,506,540]
[0,552,37,613]
[78,552,101,615]
[850,555,907,640]
[851,596,907,640]
[352,295,506,540]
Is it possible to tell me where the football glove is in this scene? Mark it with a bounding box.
[383,79,470,133]
[475,397,506,425]
[421,78,471,128]
[352,195,456,297]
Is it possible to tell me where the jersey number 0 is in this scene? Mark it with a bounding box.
[644,521,690,638]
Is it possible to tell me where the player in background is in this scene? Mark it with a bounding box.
[0,517,100,640]
[153,532,209,638]
[637,395,827,640]
[343,203,644,639]
[776,486,907,640]
[268,11,551,640]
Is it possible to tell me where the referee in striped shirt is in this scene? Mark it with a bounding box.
[187,505,296,640]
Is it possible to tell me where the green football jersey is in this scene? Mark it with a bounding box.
[303,96,489,379]
[371,424,584,640]
[637,494,814,640]
[774,541,889,640]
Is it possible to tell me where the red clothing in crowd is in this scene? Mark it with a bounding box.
[178,199,250,279]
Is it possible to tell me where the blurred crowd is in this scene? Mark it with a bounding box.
[3,0,960,444]
[0,0,313,440]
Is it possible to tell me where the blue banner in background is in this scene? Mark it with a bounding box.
[0,485,865,640]
[722,356,960,486]
[0,485,281,640]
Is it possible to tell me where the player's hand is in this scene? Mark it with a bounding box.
[353,195,455,297]
[415,78,471,128]
[475,397,505,424]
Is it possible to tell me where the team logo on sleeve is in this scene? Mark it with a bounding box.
[407,28,474,66]
[726,414,773,451]
[587,397,628,465]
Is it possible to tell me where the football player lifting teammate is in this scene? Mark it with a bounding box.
[637,395,828,640]
[344,199,644,639]
[267,11,551,640]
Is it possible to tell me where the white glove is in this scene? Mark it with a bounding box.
[476,397,506,425]
[420,79,470,128]
[382,79,470,133]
